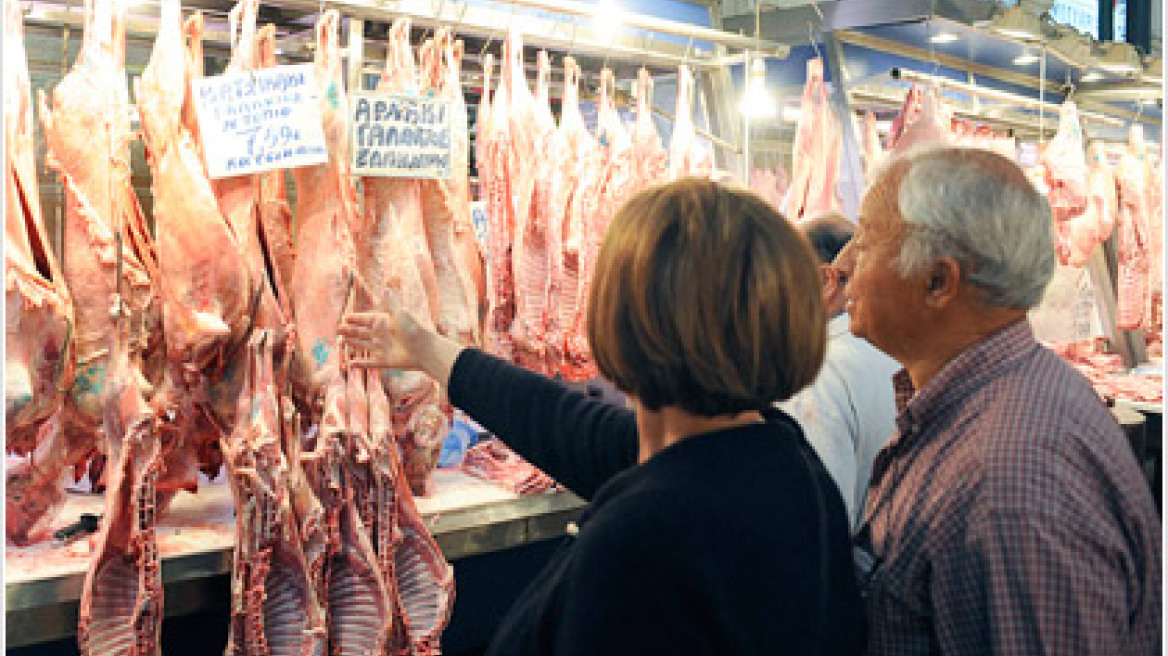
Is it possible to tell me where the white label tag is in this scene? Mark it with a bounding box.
[192,64,329,179]
[350,92,452,179]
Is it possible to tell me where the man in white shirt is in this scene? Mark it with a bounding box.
[780,214,899,530]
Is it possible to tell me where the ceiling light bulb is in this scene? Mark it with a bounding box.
[1013,53,1040,65]
[930,32,959,44]
[595,0,623,41]
[782,106,802,123]
[740,57,775,119]
[1080,71,1103,82]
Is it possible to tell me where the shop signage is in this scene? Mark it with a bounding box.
[192,64,328,179]
[349,92,452,179]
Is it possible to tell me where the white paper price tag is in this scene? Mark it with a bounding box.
[192,64,328,179]
[350,92,452,179]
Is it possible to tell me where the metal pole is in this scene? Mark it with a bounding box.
[742,53,751,182]
[889,68,1125,128]
[1039,42,1046,143]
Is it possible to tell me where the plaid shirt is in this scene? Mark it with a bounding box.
[858,320,1161,656]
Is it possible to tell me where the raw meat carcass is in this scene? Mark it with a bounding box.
[1144,148,1163,337]
[221,332,326,656]
[887,86,922,148]
[548,57,600,380]
[887,84,950,157]
[482,32,517,360]
[444,38,488,345]
[629,68,669,192]
[300,359,394,656]
[565,66,630,380]
[361,19,451,496]
[77,323,164,656]
[210,0,290,340]
[750,166,789,211]
[511,49,559,371]
[461,438,555,495]
[135,0,254,503]
[290,10,363,397]
[1087,141,1118,241]
[349,367,455,655]
[255,23,298,316]
[1041,102,1096,266]
[861,111,885,176]
[5,0,75,452]
[1042,101,1089,223]
[668,64,713,179]
[785,58,842,220]
[418,29,478,347]
[136,0,251,369]
[568,68,634,381]
[38,0,161,429]
[1115,127,1151,331]
[475,53,495,194]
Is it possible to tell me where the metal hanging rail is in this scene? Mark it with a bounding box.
[890,67,1126,129]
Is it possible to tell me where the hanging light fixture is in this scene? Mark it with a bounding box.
[740,56,775,118]
[992,5,1044,41]
[594,0,624,42]
[740,0,774,119]
[1096,41,1142,74]
[1048,30,1092,64]
[1142,55,1162,83]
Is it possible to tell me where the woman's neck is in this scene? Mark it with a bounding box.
[634,404,764,463]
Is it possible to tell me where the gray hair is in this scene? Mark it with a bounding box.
[891,147,1055,309]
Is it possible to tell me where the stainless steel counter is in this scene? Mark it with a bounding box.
[5,469,584,648]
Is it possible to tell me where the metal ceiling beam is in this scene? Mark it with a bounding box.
[833,29,1158,126]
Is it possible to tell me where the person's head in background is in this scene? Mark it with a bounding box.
[800,212,855,317]
[587,178,827,457]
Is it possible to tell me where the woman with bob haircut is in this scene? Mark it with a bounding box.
[340,178,865,656]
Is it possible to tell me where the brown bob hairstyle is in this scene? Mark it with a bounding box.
[587,177,827,416]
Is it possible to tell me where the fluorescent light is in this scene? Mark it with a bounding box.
[993,5,1043,41]
[740,57,775,119]
[782,106,802,123]
[929,33,959,44]
[1097,41,1142,74]
[874,120,892,133]
[1013,53,1040,65]
[1081,71,1103,82]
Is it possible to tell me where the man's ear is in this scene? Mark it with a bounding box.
[821,263,840,299]
[923,257,962,308]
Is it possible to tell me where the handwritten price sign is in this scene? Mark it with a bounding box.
[192,64,329,179]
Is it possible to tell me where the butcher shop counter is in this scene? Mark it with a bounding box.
[5,469,585,648]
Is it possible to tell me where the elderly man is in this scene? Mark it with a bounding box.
[846,147,1161,655]
[781,213,899,530]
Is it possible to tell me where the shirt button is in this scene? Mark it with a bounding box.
[565,522,580,537]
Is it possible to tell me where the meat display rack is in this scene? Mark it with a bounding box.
[5,469,585,648]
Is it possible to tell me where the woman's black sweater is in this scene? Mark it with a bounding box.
[447,348,865,656]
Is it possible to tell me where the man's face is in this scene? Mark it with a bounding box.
[844,177,929,359]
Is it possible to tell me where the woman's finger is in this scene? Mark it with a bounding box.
[340,312,379,328]
[350,356,386,369]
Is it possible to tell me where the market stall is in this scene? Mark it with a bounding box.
[4,0,774,650]
[5,0,1163,651]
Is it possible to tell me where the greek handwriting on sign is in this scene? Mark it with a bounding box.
[349,92,453,180]
[192,63,329,179]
